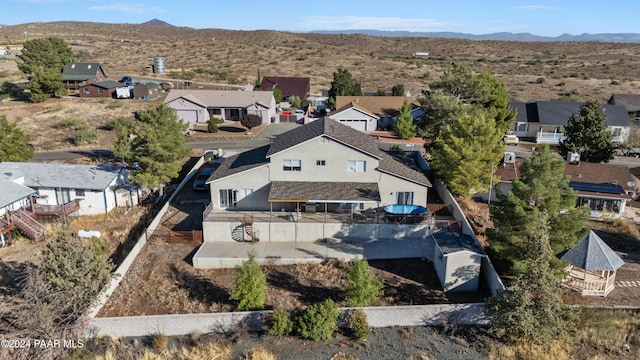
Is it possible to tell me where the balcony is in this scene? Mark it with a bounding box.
[536,131,566,144]
[32,200,81,217]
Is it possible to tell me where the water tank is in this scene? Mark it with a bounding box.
[153,56,165,74]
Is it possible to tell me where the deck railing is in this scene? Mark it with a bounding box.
[536,131,566,144]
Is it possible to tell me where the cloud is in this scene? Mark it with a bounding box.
[302,16,465,32]
[515,5,561,11]
[89,3,164,14]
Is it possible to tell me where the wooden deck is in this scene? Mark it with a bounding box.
[562,267,616,297]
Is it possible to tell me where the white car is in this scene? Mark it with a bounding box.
[503,132,519,145]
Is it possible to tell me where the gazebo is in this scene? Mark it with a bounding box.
[561,230,625,297]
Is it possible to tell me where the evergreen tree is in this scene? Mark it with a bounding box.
[327,67,362,109]
[559,101,616,163]
[391,84,405,96]
[394,100,417,140]
[488,145,589,273]
[273,87,283,103]
[17,37,72,102]
[230,251,267,311]
[0,115,34,162]
[114,104,191,188]
[345,258,384,307]
[430,111,505,198]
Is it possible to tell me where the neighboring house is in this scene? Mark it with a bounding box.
[480,155,632,219]
[79,80,124,98]
[164,90,277,130]
[259,76,310,101]
[132,82,160,100]
[62,62,107,90]
[0,162,138,216]
[509,101,632,144]
[329,96,423,132]
[608,93,640,119]
[432,231,487,292]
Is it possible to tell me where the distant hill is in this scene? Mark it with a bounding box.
[141,19,173,27]
[311,29,640,43]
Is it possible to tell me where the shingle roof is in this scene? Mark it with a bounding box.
[329,101,379,119]
[432,231,485,255]
[378,151,432,187]
[0,179,36,208]
[62,62,104,81]
[260,76,310,99]
[90,80,123,89]
[560,230,624,271]
[208,145,270,181]
[163,90,274,108]
[335,96,418,117]
[0,162,121,191]
[269,181,380,202]
[608,94,640,113]
[509,101,631,127]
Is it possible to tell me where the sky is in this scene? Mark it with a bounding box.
[2,0,640,37]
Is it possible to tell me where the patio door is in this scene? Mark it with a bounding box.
[396,192,414,205]
[56,188,71,205]
[219,189,237,208]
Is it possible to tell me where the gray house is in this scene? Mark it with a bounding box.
[329,96,424,132]
[432,231,487,292]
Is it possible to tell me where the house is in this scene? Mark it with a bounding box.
[163,90,277,130]
[62,62,107,90]
[561,230,625,297]
[259,76,310,101]
[0,162,138,216]
[608,94,640,119]
[481,154,632,219]
[202,118,433,243]
[0,178,38,243]
[509,101,632,144]
[328,96,424,132]
[432,231,487,292]
[79,80,124,98]
[132,82,160,100]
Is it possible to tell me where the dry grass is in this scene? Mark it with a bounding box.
[95,339,234,360]
[489,341,572,360]
[244,345,279,360]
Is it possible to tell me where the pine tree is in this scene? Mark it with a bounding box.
[230,251,267,311]
[394,100,417,140]
[327,67,363,109]
[0,115,34,162]
[559,100,616,163]
[346,258,384,307]
[17,37,72,102]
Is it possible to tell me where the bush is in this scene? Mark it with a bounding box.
[207,118,224,133]
[347,309,369,340]
[345,258,384,307]
[268,308,293,337]
[230,251,267,311]
[240,114,262,130]
[536,77,545,84]
[294,299,340,341]
[73,126,99,145]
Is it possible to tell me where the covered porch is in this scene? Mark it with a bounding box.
[536,126,566,144]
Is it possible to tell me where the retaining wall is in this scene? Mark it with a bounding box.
[87,157,205,318]
[89,303,488,337]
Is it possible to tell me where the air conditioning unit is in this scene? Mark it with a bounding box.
[503,152,516,164]
[567,151,580,164]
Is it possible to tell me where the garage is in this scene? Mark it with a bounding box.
[339,119,368,131]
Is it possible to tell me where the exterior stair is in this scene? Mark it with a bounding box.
[11,210,45,241]
[242,215,259,244]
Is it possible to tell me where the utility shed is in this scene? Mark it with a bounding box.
[432,231,486,292]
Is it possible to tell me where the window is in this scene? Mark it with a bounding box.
[347,160,366,172]
[396,192,414,205]
[219,189,237,208]
[211,108,221,115]
[611,127,622,137]
[75,189,85,197]
[98,88,104,94]
[240,189,253,198]
[340,203,364,210]
[316,160,326,166]
[83,88,90,94]
[516,122,528,132]
[230,109,240,119]
[283,159,301,171]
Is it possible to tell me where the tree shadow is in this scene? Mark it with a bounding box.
[0,261,33,297]
[169,264,231,307]
[218,126,246,133]
[265,268,343,305]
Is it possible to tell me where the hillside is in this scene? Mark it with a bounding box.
[1,21,640,102]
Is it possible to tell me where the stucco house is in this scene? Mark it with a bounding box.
[479,154,632,219]
[259,76,310,101]
[509,101,632,144]
[328,96,424,132]
[432,231,487,292]
[62,62,107,90]
[202,118,433,243]
[0,162,138,217]
[164,90,277,130]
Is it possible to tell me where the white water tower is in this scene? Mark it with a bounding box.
[153,56,165,74]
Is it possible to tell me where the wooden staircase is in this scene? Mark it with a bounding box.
[11,210,45,241]
[242,215,259,244]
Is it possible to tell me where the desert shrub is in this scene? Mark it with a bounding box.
[207,118,224,133]
[151,332,169,351]
[240,114,262,130]
[73,126,99,145]
[103,117,133,131]
[244,345,278,360]
[230,251,267,311]
[294,299,340,341]
[536,77,545,84]
[268,308,293,337]
[55,118,87,130]
[345,258,384,307]
[346,309,369,340]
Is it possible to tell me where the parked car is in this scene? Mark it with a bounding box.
[121,76,133,86]
[193,167,215,191]
[503,131,519,145]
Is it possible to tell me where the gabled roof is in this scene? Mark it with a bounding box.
[329,101,379,119]
[432,231,485,255]
[509,101,631,127]
[608,94,640,113]
[561,230,624,271]
[0,179,36,209]
[378,151,432,187]
[335,96,418,117]
[0,162,122,191]
[62,62,104,81]
[266,118,382,158]
[89,80,123,89]
[164,90,274,109]
[209,145,270,181]
[260,76,310,99]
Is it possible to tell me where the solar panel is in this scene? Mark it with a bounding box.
[569,181,625,195]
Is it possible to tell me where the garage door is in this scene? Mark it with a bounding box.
[177,110,198,127]
[339,119,368,131]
